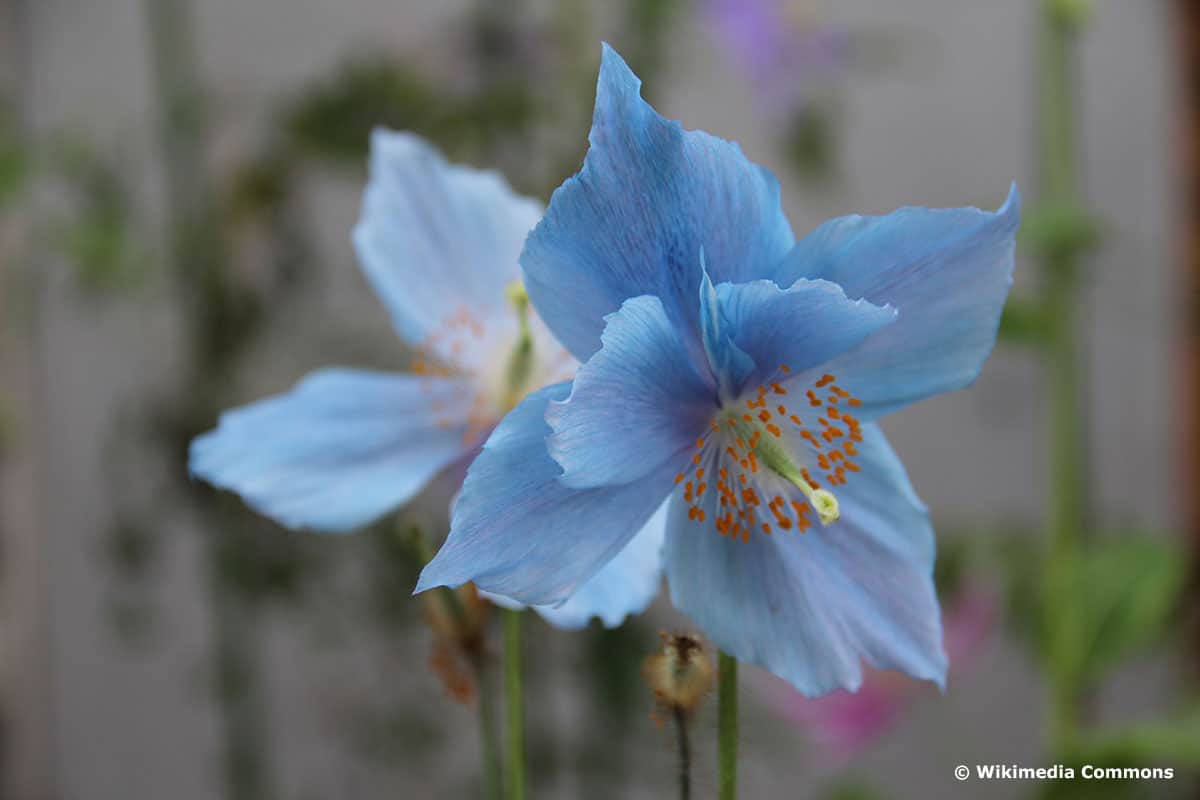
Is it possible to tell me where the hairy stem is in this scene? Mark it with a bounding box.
[672,706,691,800]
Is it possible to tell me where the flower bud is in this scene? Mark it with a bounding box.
[642,632,715,716]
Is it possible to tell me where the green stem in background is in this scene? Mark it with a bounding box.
[717,651,738,800]
[672,706,691,800]
[1037,0,1089,751]
[504,609,527,800]
[472,653,503,800]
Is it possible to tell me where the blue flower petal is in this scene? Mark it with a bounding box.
[546,295,715,490]
[528,500,666,629]
[417,382,673,605]
[777,186,1020,419]
[699,264,755,402]
[664,422,946,696]
[353,129,544,345]
[712,277,897,399]
[521,44,795,363]
[189,368,472,532]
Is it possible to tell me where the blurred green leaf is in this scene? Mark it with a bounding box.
[283,57,443,165]
[1020,202,1103,263]
[1073,535,1187,686]
[998,296,1049,348]
[1001,533,1187,687]
[1071,707,1200,766]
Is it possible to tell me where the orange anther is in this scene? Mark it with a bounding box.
[675,473,685,484]
[816,374,835,387]
[771,383,787,395]
[758,410,772,422]
[766,423,782,437]
[848,397,862,407]
[780,364,791,373]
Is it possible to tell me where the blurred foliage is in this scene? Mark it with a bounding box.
[999,533,1189,690]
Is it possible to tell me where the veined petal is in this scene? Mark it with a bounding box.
[777,186,1020,419]
[712,277,897,398]
[417,383,672,605]
[189,368,473,533]
[699,265,755,401]
[664,422,945,696]
[509,500,666,630]
[546,295,715,490]
[521,44,795,363]
[353,129,543,350]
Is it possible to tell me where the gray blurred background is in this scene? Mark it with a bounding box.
[0,1,1188,799]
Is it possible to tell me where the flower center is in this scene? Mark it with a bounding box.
[674,366,865,542]
[410,282,543,445]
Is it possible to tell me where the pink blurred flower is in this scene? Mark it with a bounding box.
[755,589,995,761]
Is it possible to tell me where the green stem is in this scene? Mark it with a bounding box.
[672,707,691,800]
[472,654,503,800]
[504,609,526,800]
[1037,0,1088,751]
[717,651,738,800]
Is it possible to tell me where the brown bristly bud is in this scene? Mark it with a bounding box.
[422,582,491,704]
[642,632,715,719]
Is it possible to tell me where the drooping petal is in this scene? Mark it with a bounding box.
[536,500,666,628]
[189,368,474,532]
[353,129,544,350]
[776,186,1020,418]
[493,500,666,629]
[665,422,945,696]
[710,276,897,399]
[417,382,673,605]
[521,44,795,363]
[546,295,715,490]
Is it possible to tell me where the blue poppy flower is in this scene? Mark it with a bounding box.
[189,129,666,630]
[417,45,1020,695]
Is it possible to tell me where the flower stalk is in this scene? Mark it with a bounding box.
[1037,0,1091,751]
[504,608,527,800]
[642,633,714,800]
[718,651,738,800]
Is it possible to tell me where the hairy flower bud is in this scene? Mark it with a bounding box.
[642,632,715,716]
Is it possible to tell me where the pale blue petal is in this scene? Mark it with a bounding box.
[353,129,543,345]
[189,368,473,532]
[521,44,795,362]
[417,382,674,605]
[532,500,666,629]
[664,422,946,696]
[712,277,897,399]
[546,295,715,490]
[777,186,1020,419]
[698,265,755,402]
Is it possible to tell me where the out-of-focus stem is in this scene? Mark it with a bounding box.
[503,609,526,800]
[717,651,738,800]
[672,706,691,800]
[1037,0,1088,751]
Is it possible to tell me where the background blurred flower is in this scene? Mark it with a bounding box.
[703,0,852,116]
[189,129,665,630]
[754,588,995,761]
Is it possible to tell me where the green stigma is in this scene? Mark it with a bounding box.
[502,280,535,411]
[728,416,840,526]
